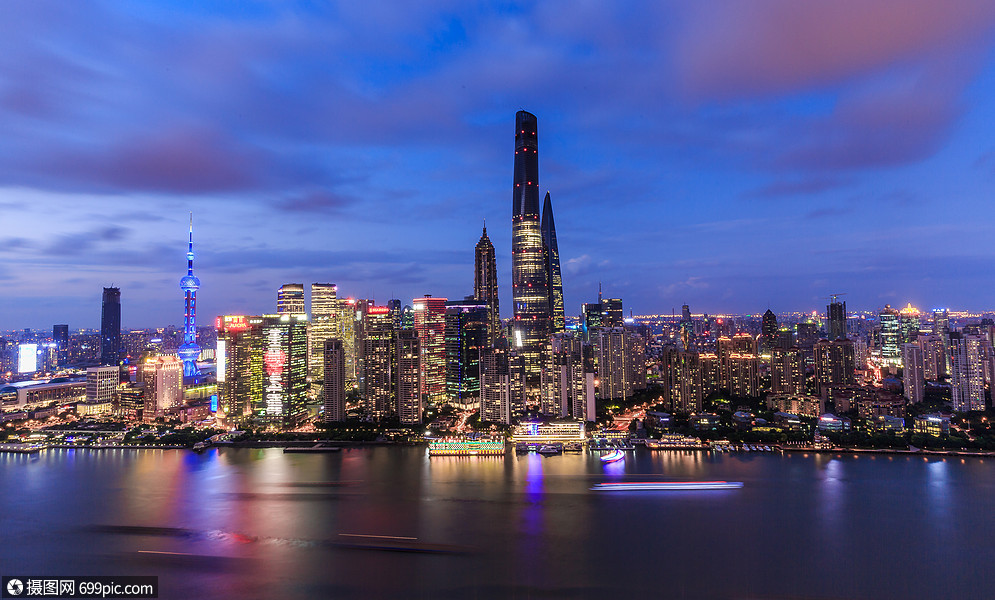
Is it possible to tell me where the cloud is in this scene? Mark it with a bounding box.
[275,190,358,213]
[564,254,592,275]
[674,0,995,100]
[746,177,851,199]
[43,225,131,256]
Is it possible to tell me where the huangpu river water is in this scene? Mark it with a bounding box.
[2,446,993,599]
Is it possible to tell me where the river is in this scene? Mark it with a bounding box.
[1,447,993,599]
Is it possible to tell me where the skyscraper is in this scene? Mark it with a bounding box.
[322,338,345,422]
[827,298,847,341]
[902,343,925,404]
[139,354,183,418]
[474,224,501,344]
[216,315,263,425]
[260,313,309,428]
[511,110,550,396]
[53,324,68,367]
[395,329,422,424]
[950,333,984,412]
[277,284,306,315]
[100,287,121,366]
[362,306,395,419]
[178,215,201,380]
[413,295,447,403]
[760,310,778,353]
[309,283,338,383]
[541,191,565,334]
[879,305,901,362]
[445,297,489,410]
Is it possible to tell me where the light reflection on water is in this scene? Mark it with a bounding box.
[2,447,994,599]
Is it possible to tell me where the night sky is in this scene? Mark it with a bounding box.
[3,1,995,330]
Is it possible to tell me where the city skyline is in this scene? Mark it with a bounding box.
[4,2,995,329]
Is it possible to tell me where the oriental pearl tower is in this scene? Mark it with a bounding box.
[178,213,201,381]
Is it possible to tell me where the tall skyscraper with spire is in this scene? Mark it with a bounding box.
[178,214,201,380]
[511,110,550,395]
[541,191,564,334]
[474,223,500,344]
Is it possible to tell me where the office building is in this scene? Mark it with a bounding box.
[879,305,901,362]
[309,283,339,383]
[474,224,501,345]
[216,315,263,424]
[827,297,847,341]
[541,191,565,334]
[178,215,201,380]
[899,303,921,344]
[100,287,121,365]
[85,365,119,405]
[511,110,550,396]
[322,338,346,422]
[413,295,447,403]
[760,310,778,353]
[601,297,623,327]
[53,324,69,367]
[595,327,632,400]
[277,284,306,316]
[445,297,489,410]
[395,329,422,424]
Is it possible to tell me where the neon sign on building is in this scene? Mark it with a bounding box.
[264,327,285,415]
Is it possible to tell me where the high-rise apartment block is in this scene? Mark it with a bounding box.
[541,331,595,420]
[322,338,346,422]
[770,346,805,395]
[902,343,925,404]
[950,333,984,412]
[660,347,703,413]
[815,339,856,396]
[396,329,422,424]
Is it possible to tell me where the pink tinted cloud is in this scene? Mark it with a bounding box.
[44,126,261,193]
[675,0,995,99]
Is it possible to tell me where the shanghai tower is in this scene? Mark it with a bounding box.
[511,110,549,395]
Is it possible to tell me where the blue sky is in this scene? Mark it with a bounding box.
[2,0,995,329]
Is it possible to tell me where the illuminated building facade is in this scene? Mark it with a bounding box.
[413,295,447,403]
[511,110,550,396]
[899,303,921,344]
[480,342,525,424]
[139,354,183,418]
[474,225,501,345]
[511,420,585,443]
[902,343,925,404]
[395,329,422,424]
[309,283,338,383]
[85,365,119,405]
[541,331,595,420]
[950,333,984,412]
[660,347,703,414]
[445,297,489,410]
[100,287,121,366]
[814,339,856,396]
[53,324,68,367]
[918,333,945,380]
[178,215,201,380]
[595,327,631,400]
[322,338,345,422]
[827,298,847,341]
[541,191,565,334]
[724,353,760,397]
[581,302,602,341]
[879,305,901,362]
[362,306,395,419]
[600,298,623,327]
[760,310,778,353]
[770,347,805,395]
[277,284,306,315]
[260,314,308,428]
[216,315,263,424]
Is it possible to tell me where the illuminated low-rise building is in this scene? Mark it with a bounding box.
[914,413,950,437]
[766,394,823,419]
[510,421,585,443]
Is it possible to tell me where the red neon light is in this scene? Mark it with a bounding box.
[222,315,250,332]
[264,348,286,376]
[367,306,390,315]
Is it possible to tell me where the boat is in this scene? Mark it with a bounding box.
[563,442,584,453]
[599,449,624,463]
[537,444,561,456]
[591,481,743,491]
